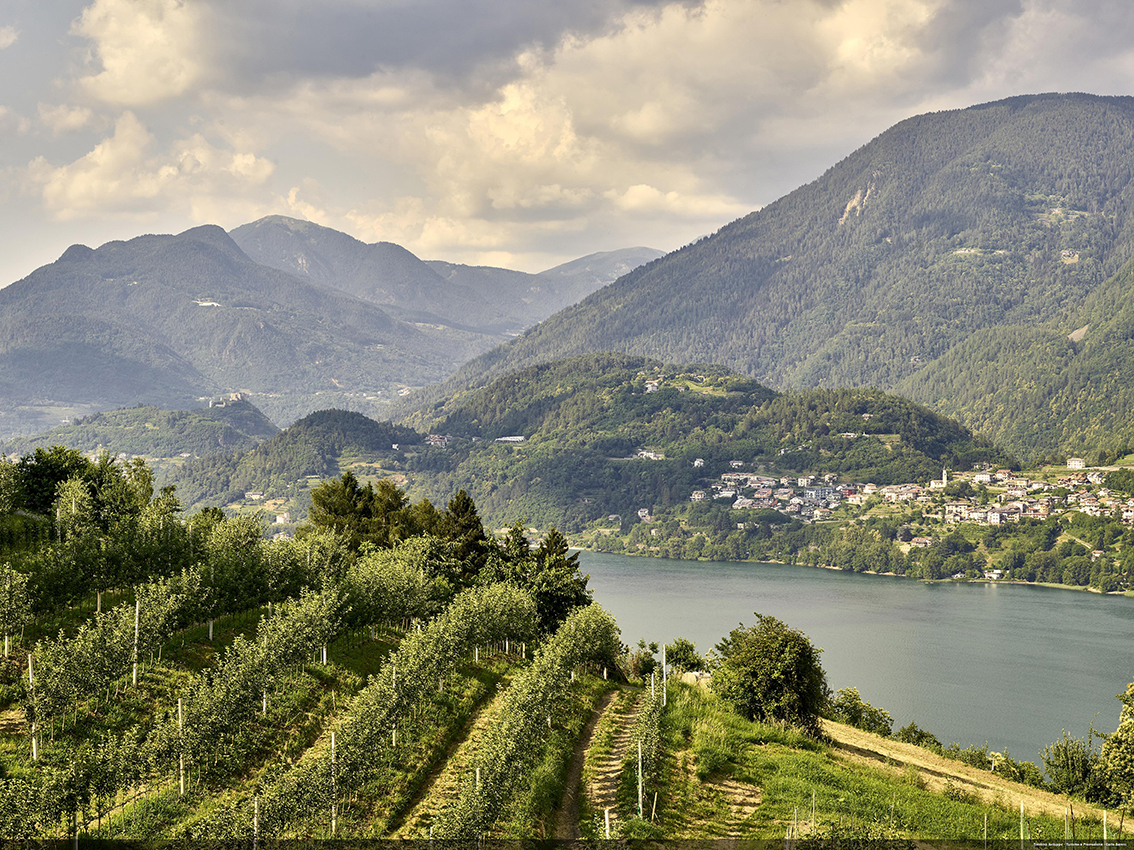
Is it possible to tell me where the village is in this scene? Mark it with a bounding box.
[678,456,1133,533]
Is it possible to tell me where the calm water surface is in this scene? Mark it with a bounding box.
[579,551,1134,764]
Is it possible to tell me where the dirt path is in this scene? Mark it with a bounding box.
[584,690,644,831]
[390,684,506,838]
[553,689,617,839]
[822,718,1125,828]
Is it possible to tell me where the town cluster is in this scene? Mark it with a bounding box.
[681,459,1134,526]
[687,459,852,520]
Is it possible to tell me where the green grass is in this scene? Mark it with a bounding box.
[651,682,1081,840]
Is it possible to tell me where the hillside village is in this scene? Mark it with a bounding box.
[681,458,1126,526]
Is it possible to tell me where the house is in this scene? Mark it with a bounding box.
[729,460,744,469]
[275,512,290,524]
[495,435,525,443]
[645,381,660,393]
[910,537,933,548]
[693,458,705,468]
[974,472,993,484]
[245,491,264,501]
[1067,457,1086,470]
[690,490,707,502]
[427,434,452,447]
[637,508,652,520]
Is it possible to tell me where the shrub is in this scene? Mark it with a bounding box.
[711,613,827,736]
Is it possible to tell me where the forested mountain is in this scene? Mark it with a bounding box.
[1,398,279,459]
[0,225,493,437]
[897,254,1134,462]
[230,215,662,334]
[404,94,1134,435]
[401,353,1008,530]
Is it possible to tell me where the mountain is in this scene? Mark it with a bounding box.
[230,215,663,334]
[1,397,279,459]
[0,225,494,438]
[405,94,1134,439]
[895,254,1134,463]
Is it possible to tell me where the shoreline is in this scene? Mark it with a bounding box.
[577,543,1132,597]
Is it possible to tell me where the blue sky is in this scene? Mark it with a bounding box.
[3,0,1134,285]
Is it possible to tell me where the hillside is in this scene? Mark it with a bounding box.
[172,408,419,506]
[399,353,1007,530]
[1,398,279,459]
[0,225,493,437]
[897,254,1134,462]
[231,215,663,335]
[403,93,1134,429]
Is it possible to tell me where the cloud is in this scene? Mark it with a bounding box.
[28,111,275,222]
[72,0,212,106]
[0,26,17,49]
[38,103,95,135]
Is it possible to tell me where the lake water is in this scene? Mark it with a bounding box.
[579,551,1134,764]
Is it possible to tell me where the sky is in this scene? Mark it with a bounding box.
[2,0,1134,285]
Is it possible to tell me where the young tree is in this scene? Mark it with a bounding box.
[711,613,828,735]
[665,637,705,673]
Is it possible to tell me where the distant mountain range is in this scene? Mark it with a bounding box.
[0,217,660,439]
[406,93,1134,462]
[231,215,662,335]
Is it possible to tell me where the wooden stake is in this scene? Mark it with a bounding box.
[132,599,140,686]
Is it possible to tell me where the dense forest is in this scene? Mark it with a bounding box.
[899,255,1134,462]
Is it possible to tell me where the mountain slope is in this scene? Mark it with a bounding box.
[896,254,1134,462]
[411,94,1134,413]
[0,225,491,432]
[231,215,663,334]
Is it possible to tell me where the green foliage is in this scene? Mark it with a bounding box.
[1040,730,1105,799]
[433,602,621,839]
[828,686,894,737]
[894,722,941,749]
[480,524,592,633]
[176,409,418,507]
[712,614,828,736]
[665,637,704,673]
[1100,679,1134,811]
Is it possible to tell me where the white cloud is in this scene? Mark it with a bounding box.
[28,111,275,222]
[72,0,212,106]
[0,26,17,49]
[38,103,95,135]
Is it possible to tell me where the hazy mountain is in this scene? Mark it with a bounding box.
[231,215,662,334]
[408,94,1134,432]
[0,225,491,436]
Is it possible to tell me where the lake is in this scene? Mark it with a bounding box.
[579,551,1134,764]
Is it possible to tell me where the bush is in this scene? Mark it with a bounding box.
[711,613,827,736]
[895,721,942,750]
[828,686,893,736]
